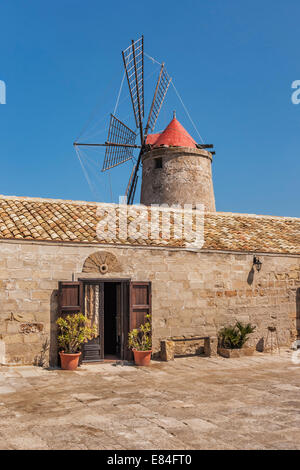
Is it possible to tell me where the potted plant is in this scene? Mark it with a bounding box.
[218,321,256,358]
[128,314,152,366]
[57,313,97,370]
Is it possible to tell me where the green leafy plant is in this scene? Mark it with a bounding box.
[218,321,256,349]
[128,314,152,351]
[57,313,98,354]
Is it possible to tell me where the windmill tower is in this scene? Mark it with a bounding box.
[74,36,216,211]
[141,112,216,211]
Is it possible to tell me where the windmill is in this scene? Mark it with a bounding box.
[73,36,214,204]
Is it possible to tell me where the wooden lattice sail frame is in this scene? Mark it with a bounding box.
[73,36,214,204]
[102,114,137,171]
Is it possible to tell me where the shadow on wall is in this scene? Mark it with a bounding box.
[247,267,254,286]
[256,337,264,352]
[50,290,59,367]
[297,288,300,339]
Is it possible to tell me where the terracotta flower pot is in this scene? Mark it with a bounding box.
[133,349,152,366]
[59,351,81,370]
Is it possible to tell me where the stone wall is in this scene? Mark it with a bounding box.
[0,240,299,365]
[140,147,216,211]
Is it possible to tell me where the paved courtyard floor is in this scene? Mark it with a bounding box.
[0,350,299,450]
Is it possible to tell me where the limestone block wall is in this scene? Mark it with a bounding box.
[140,147,216,211]
[0,240,299,365]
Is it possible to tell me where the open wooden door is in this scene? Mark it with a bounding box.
[117,280,130,361]
[58,281,84,365]
[58,281,104,362]
[58,280,151,363]
[126,281,151,360]
[82,282,104,362]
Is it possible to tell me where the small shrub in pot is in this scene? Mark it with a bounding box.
[218,321,256,357]
[128,314,152,366]
[57,313,97,370]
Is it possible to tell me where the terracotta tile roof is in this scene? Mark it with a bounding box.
[0,195,299,254]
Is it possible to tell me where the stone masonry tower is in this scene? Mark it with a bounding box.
[140,115,216,211]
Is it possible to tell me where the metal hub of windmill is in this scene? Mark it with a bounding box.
[73,36,214,205]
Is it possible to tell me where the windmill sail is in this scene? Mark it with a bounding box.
[74,35,174,205]
[102,114,137,171]
[145,63,172,136]
[122,36,144,138]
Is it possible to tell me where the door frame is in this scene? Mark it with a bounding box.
[79,278,131,362]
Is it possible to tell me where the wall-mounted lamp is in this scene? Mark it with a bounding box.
[253,255,262,272]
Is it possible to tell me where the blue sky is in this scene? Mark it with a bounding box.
[0,0,299,217]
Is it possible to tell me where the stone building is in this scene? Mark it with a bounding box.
[0,117,299,366]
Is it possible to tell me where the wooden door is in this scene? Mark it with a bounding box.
[130,282,151,330]
[118,281,130,360]
[58,280,149,362]
[126,281,151,360]
[82,282,104,362]
[57,281,84,365]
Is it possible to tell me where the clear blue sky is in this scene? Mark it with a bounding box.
[0,0,299,217]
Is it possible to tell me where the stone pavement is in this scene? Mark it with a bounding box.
[0,351,299,450]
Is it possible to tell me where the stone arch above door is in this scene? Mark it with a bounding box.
[82,251,122,275]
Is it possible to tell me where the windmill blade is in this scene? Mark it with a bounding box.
[122,36,144,140]
[129,173,139,205]
[145,63,172,136]
[126,148,143,205]
[127,169,139,205]
[125,163,136,198]
[102,114,137,172]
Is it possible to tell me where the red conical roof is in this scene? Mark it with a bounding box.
[146,116,196,148]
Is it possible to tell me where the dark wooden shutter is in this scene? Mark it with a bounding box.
[58,281,83,315]
[130,282,151,330]
[125,281,151,361]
